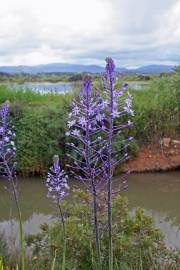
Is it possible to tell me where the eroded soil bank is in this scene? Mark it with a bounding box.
[123,142,180,173]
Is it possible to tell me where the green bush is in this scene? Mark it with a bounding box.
[0,86,74,174]
[25,191,180,270]
[15,102,70,174]
[131,75,180,144]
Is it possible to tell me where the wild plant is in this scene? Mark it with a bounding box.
[66,58,133,269]
[46,155,69,270]
[100,57,133,269]
[0,102,25,270]
[66,75,105,269]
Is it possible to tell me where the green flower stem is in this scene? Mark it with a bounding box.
[5,161,25,270]
[11,178,24,270]
[58,202,66,270]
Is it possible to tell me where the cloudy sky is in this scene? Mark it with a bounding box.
[0,0,180,67]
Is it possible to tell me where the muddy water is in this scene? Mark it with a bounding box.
[0,171,180,252]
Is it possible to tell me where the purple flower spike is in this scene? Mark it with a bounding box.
[0,102,9,121]
[105,57,115,77]
[66,75,106,182]
[0,102,25,269]
[46,155,69,203]
[66,75,104,267]
[0,102,16,179]
[83,74,92,95]
[46,155,68,269]
[100,58,134,269]
[66,58,134,269]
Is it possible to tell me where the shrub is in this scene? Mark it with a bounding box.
[131,75,180,144]
[25,191,180,270]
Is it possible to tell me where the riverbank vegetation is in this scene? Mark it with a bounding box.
[132,74,180,143]
[0,72,100,84]
[0,70,172,84]
[0,70,179,175]
[0,72,84,83]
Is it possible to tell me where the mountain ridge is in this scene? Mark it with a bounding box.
[0,63,175,74]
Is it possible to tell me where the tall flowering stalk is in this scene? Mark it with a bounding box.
[66,59,133,269]
[0,102,25,270]
[66,75,105,269]
[101,58,134,270]
[46,155,69,270]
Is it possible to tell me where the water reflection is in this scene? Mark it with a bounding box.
[0,213,55,258]
[127,82,149,90]
[0,172,180,251]
[149,211,180,249]
[5,81,147,93]
[124,172,180,226]
[8,82,78,94]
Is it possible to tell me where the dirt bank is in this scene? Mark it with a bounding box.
[123,142,180,173]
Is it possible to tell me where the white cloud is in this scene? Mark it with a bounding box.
[0,0,180,66]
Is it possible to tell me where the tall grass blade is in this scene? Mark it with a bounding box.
[51,249,57,270]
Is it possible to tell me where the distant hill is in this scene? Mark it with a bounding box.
[134,65,174,74]
[0,63,175,74]
[0,64,104,74]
